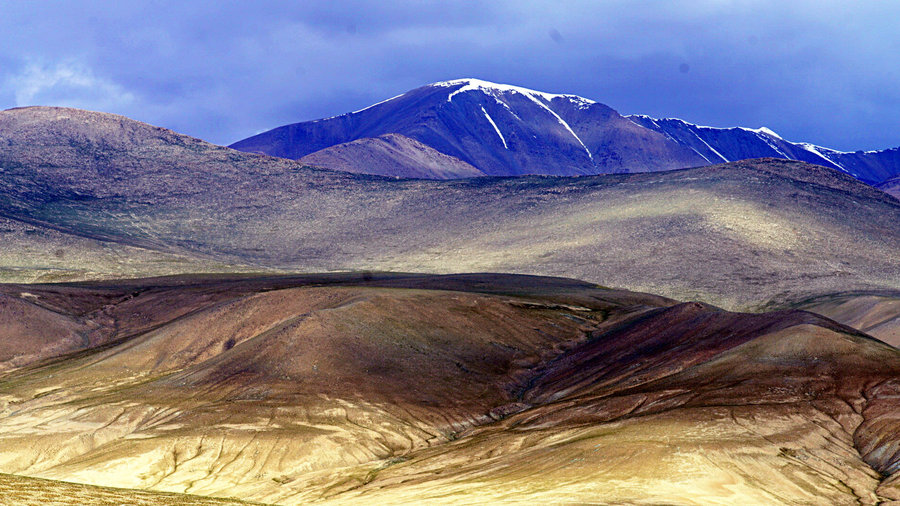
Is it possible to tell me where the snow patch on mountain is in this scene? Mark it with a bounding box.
[754,132,790,158]
[437,78,595,109]
[691,130,729,162]
[798,143,849,171]
[519,91,594,161]
[481,106,508,150]
[436,79,595,161]
[632,116,782,141]
[741,126,782,139]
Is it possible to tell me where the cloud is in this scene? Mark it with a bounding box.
[6,60,135,111]
[0,1,898,150]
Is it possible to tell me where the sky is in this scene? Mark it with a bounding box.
[0,0,897,151]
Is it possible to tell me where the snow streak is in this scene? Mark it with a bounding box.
[520,93,593,161]
[800,143,847,171]
[689,129,729,162]
[442,78,593,161]
[481,106,508,150]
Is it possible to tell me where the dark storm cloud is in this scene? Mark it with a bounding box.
[1,1,897,151]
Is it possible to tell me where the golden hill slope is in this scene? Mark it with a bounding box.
[0,274,897,504]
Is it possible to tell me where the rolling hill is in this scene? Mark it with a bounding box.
[0,273,896,504]
[2,106,899,310]
[794,291,900,347]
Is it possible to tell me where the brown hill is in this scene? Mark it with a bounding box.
[301,133,485,179]
[795,291,900,347]
[0,274,897,504]
[336,305,900,504]
[2,107,899,310]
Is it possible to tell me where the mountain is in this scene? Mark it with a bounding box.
[2,106,900,310]
[231,78,706,177]
[3,105,900,504]
[230,78,900,183]
[629,115,900,184]
[0,273,897,504]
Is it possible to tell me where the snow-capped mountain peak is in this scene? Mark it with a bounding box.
[741,126,782,139]
[231,79,900,184]
[432,78,596,109]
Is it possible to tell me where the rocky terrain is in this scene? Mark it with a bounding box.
[0,273,897,504]
[2,106,899,310]
[231,79,900,184]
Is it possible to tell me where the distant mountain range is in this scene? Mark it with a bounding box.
[231,78,900,184]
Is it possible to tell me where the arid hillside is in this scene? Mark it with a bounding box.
[793,291,900,347]
[0,273,897,504]
[2,107,899,310]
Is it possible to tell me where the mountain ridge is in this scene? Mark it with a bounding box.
[629,114,900,183]
[230,78,900,183]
